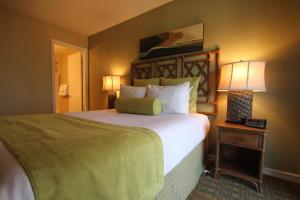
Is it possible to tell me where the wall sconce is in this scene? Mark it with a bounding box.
[218,61,266,123]
[102,75,120,109]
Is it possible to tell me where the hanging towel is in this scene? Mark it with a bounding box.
[59,84,68,96]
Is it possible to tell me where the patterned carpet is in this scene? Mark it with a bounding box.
[188,174,300,200]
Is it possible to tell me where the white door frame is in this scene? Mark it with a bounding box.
[51,39,89,113]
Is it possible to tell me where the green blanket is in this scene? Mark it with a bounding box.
[0,114,164,200]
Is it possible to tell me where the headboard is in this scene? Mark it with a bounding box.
[131,48,220,116]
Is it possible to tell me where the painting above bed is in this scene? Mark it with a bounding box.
[139,23,204,59]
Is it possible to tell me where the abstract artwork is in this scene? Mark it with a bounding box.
[139,23,204,59]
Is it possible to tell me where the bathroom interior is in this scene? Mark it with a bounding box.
[54,44,83,113]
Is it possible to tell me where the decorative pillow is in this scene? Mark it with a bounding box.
[147,82,190,115]
[133,78,160,87]
[160,77,201,113]
[120,85,146,98]
[115,98,161,116]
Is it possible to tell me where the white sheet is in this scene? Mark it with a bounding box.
[0,110,209,200]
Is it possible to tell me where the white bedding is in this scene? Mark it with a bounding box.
[0,110,209,200]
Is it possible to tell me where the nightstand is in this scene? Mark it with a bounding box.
[214,122,267,192]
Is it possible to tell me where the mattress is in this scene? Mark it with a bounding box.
[0,110,209,200]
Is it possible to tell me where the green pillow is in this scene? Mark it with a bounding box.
[115,98,161,115]
[161,77,201,113]
[133,78,160,87]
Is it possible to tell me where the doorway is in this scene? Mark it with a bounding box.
[51,40,88,113]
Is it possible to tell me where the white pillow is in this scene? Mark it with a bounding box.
[147,82,191,115]
[120,85,146,98]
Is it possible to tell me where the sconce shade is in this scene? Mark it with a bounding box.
[218,61,266,92]
[102,75,120,91]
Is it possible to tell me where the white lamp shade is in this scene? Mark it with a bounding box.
[102,75,120,91]
[218,61,266,92]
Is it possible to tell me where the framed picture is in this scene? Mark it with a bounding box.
[139,23,204,59]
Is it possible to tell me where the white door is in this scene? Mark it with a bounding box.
[68,52,83,112]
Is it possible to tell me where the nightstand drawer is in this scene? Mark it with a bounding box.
[220,130,262,149]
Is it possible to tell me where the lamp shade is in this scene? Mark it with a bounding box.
[102,75,120,91]
[218,61,266,92]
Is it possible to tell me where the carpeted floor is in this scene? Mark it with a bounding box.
[187,174,300,200]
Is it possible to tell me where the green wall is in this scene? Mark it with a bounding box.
[89,0,300,174]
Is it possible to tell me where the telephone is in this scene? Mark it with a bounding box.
[245,118,267,129]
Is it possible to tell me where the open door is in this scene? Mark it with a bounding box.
[52,39,88,113]
[68,52,83,112]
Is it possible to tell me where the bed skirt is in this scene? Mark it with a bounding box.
[155,140,205,200]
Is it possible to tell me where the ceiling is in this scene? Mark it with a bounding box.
[0,0,173,36]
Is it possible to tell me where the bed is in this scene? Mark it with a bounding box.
[0,49,219,200]
[71,111,210,200]
[0,110,208,200]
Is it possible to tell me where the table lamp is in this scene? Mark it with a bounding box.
[218,61,266,123]
[102,75,120,109]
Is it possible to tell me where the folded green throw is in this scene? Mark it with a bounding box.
[0,114,164,200]
[115,98,162,116]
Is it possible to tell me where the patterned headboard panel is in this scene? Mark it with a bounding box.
[131,48,220,115]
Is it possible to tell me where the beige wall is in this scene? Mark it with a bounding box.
[0,6,87,115]
[89,0,300,174]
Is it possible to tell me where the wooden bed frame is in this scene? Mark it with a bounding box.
[131,48,220,116]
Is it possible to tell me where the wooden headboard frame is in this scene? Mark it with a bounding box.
[131,48,220,116]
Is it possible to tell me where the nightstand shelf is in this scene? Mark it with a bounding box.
[214,122,267,193]
[219,158,259,179]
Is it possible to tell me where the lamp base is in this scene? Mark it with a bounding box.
[108,92,117,109]
[226,90,253,124]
